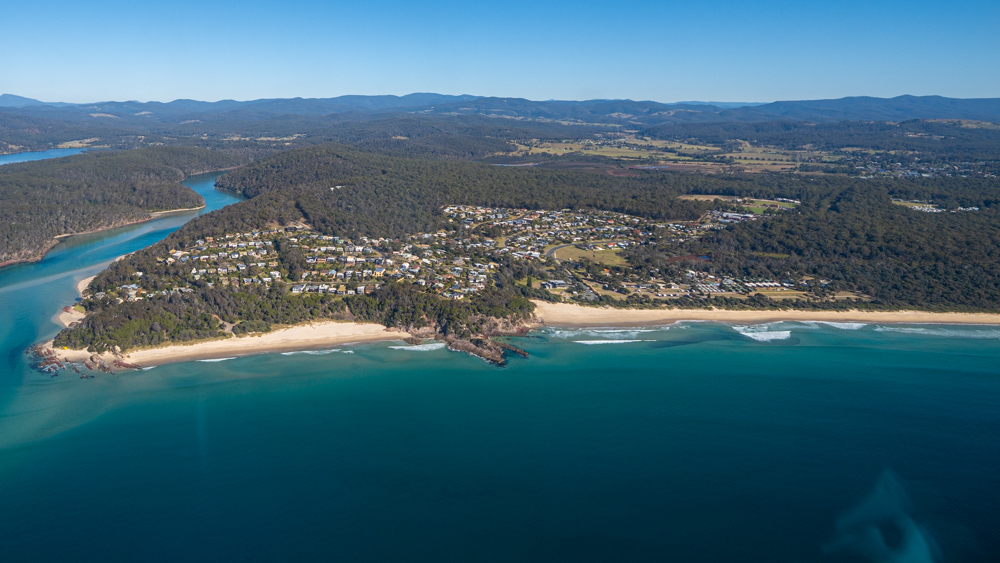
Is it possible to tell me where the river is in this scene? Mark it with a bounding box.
[0,171,244,406]
[0,155,998,561]
[0,147,89,166]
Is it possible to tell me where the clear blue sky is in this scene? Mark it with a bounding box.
[3,0,997,103]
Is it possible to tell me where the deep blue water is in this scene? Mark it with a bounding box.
[0,160,998,561]
[0,148,88,165]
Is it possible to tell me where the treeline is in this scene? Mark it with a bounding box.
[0,147,249,264]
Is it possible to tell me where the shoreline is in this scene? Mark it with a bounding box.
[50,321,411,367]
[0,160,237,272]
[41,302,1000,370]
[76,275,96,298]
[52,276,97,329]
[530,301,1000,327]
[1,209,203,272]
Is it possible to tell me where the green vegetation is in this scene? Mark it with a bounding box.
[12,110,995,357]
[0,147,249,265]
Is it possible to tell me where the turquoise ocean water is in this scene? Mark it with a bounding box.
[0,164,998,561]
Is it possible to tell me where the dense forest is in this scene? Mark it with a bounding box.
[0,147,249,265]
[694,183,1000,309]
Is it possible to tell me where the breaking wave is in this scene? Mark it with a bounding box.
[197,357,235,362]
[549,327,663,340]
[814,321,867,330]
[281,349,340,356]
[733,325,793,341]
[874,326,1000,339]
[573,339,652,345]
[389,342,447,351]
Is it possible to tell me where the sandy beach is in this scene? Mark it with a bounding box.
[46,300,1000,368]
[531,301,1000,326]
[53,308,85,328]
[50,276,97,328]
[52,321,411,367]
[77,275,96,297]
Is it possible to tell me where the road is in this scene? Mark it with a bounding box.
[545,244,575,259]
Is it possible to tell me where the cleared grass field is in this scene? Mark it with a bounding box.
[554,246,628,266]
[892,200,941,210]
[678,194,735,201]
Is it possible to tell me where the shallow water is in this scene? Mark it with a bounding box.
[0,166,998,561]
[0,172,243,408]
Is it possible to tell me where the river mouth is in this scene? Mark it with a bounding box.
[0,171,244,393]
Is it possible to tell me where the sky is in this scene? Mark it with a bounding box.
[2,0,998,104]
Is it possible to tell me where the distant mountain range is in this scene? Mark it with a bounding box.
[0,94,75,108]
[3,93,999,124]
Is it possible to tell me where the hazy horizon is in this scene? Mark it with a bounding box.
[4,92,998,108]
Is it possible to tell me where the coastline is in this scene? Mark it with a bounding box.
[46,301,1000,369]
[530,301,1000,326]
[50,321,411,367]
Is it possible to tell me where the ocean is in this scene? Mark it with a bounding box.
[0,167,998,561]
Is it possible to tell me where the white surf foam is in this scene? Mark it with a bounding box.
[389,342,447,351]
[280,349,340,356]
[549,327,661,340]
[815,321,867,330]
[874,326,1000,339]
[574,339,653,345]
[733,325,792,342]
[197,357,235,362]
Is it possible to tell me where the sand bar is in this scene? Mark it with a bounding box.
[532,301,1000,327]
[52,321,411,367]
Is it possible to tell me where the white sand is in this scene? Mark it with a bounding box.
[51,321,410,367]
[53,308,85,328]
[76,276,95,297]
[531,300,1000,326]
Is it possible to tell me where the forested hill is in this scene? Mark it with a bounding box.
[146,141,849,244]
[0,147,249,266]
[7,93,1000,125]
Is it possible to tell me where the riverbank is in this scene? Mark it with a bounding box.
[1,208,204,272]
[531,301,1000,326]
[77,276,96,297]
[49,321,411,367]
